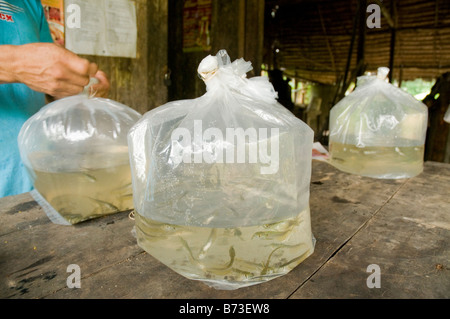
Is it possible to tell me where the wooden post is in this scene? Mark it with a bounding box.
[356,0,367,77]
[398,64,403,87]
[211,0,264,75]
[389,29,396,83]
[335,3,359,103]
[147,0,169,109]
[388,0,397,83]
[244,0,265,76]
[168,0,265,101]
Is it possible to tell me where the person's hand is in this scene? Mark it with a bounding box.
[9,43,101,99]
[90,70,110,98]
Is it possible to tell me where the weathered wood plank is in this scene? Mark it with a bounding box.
[0,197,141,299]
[48,161,406,299]
[1,162,447,299]
[0,161,406,298]
[290,162,450,298]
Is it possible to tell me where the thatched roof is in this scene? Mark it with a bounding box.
[263,0,450,85]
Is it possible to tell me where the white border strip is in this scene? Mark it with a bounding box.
[30,189,72,226]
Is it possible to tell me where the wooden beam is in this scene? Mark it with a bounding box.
[244,0,265,76]
[238,0,246,59]
[398,64,404,87]
[337,2,359,102]
[317,4,336,75]
[389,29,396,83]
[388,0,397,82]
[356,0,367,77]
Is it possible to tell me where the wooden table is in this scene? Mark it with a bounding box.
[1,161,449,300]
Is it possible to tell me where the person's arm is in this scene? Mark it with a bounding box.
[0,45,18,84]
[0,43,109,99]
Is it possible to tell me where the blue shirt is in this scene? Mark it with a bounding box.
[0,0,53,197]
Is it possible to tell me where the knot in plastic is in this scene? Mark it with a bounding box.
[376,67,390,81]
[197,50,253,83]
[197,55,219,82]
[82,77,100,98]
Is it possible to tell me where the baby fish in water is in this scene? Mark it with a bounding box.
[251,229,292,241]
[260,246,283,275]
[205,247,236,275]
[137,220,189,238]
[120,193,133,199]
[76,172,97,182]
[263,217,301,231]
[88,197,119,212]
[134,208,314,289]
[114,182,132,190]
[179,235,236,275]
[198,229,218,259]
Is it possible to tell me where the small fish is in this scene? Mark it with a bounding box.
[198,228,217,259]
[230,268,254,278]
[179,236,206,270]
[120,193,133,198]
[260,246,283,275]
[207,246,236,275]
[137,218,188,238]
[88,197,119,212]
[269,242,306,250]
[251,230,292,241]
[78,172,97,182]
[161,224,179,232]
[227,206,239,217]
[114,182,132,191]
[263,217,301,232]
[179,236,236,276]
[394,147,406,156]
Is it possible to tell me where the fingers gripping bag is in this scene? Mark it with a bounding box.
[329,67,428,179]
[127,50,315,290]
[18,82,142,225]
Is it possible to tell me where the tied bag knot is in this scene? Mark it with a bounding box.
[197,49,278,104]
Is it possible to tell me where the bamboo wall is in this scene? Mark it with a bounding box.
[264,0,450,85]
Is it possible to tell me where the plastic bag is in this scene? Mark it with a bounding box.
[444,104,450,123]
[128,50,315,290]
[18,87,142,225]
[328,67,428,179]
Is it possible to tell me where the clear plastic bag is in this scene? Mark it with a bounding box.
[128,50,315,290]
[444,104,450,123]
[329,67,428,179]
[18,89,142,225]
